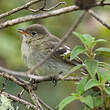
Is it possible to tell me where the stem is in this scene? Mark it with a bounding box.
[99,86,106,110]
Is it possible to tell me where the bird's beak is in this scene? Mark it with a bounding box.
[18,29,28,35]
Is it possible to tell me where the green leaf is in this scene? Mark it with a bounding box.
[95,39,106,43]
[84,79,100,91]
[70,45,85,61]
[101,70,110,83]
[58,96,77,110]
[104,87,110,95]
[83,106,91,110]
[73,32,86,44]
[80,95,93,109]
[76,75,88,94]
[82,34,96,49]
[93,96,103,107]
[85,60,98,78]
[95,47,110,57]
[73,32,96,49]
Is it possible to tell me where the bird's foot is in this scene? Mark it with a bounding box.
[29,78,38,90]
[51,75,58,87]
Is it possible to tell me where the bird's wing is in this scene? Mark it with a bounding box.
[45,34,83,66]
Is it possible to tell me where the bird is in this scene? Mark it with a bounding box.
[18,24,82,76]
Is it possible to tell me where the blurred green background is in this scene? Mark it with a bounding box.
[0,0,110,110]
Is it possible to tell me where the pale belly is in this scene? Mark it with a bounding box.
[21,43,72,76]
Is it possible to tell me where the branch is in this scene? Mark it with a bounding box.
[28,1,66,12]
[0,5,79,29]
[88,9,110,30]
[38,97,54,110]
[2,92,38,110]
[0,2,110,29]
[27,11,87,74]
[0,0,41,19]
[29,90,43,110]
[0,66,81,82]
[0,72,29,90]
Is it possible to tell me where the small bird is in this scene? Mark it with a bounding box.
[18,24,82,76]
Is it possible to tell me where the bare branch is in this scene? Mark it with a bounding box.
[0,72,29,90]
[27,0,46,12]
[43,2,66,11]
[0,5,79,29]
[29,90,43,110]
[27,11,87,74]
[0,1,110,29]
[38,97,54,110]
[2,92,38,110]
[28,1,66,12]
[0,66,81,83]
[0,0,41,19]
[88,9,110,30]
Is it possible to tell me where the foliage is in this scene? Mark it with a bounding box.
[58,32,110,110]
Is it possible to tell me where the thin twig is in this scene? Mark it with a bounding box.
[43,2,66,11]
[28,1,66,12]
[88,9,110,30]
[0,5,79,29]
[27,0,46,12]
[17,89,25,98]
[0,0,41,19]
[0,2,110,29]
[2,91,38,110]
[28,11,87,74]
[0,72,29,90]
[29,89,43,110]
[38,97,54,110]
[0,78,6,93]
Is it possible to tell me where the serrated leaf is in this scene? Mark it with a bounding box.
[80,95,93,109]
[73,32,86,44]
[93,96,103,107]
[85,60,98,78]
[84,79,100,91]
[95,47,110,57]
[73,32,96,49]
[82,34,96,49]
[58,96,77,110]
[70,46,85,61]
[76,75,88,94]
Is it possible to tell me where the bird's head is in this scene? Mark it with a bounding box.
[18,24,49,45]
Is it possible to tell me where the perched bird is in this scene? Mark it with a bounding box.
[74,0,96,9]
[18,24,82,76]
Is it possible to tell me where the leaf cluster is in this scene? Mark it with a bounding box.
[58,32,110,110]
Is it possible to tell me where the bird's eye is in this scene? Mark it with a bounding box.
[31,32,37,36]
